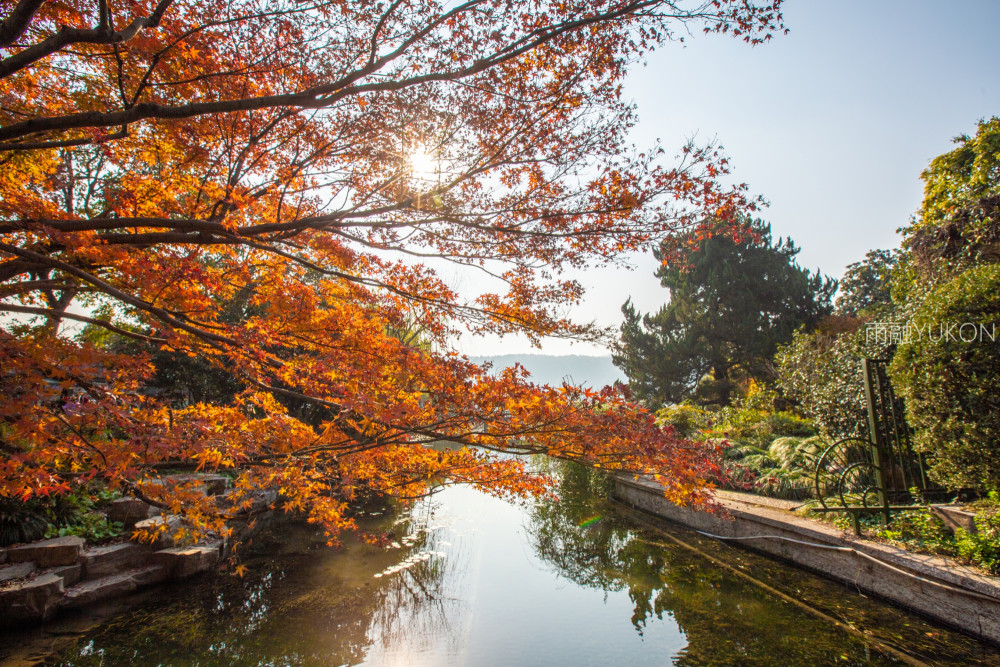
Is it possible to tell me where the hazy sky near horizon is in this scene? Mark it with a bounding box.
[457,0,1000,359]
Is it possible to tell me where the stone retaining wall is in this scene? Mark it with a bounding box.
[0,533,223,626]
[0,473,242,628]
[613,475,1000,645]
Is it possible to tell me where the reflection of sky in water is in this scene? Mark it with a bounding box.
[4,478,998,666]
[362,486,686,667]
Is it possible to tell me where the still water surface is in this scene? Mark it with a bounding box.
[3,465,999,666]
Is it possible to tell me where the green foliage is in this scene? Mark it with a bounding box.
[11,484,126,545]
[0,482,124,547]
[776,316,885,439]
[868,495,1000,576]
[711,383,816,448]
[895,117,1000,310]
[657,386,824,499]
[953,507,1000,575]
[890,264,1000,490]
[835,249,897,318]
[918,116,1000,234]
[614,217,836,406]
[874,509,955,556]
[654,402,713,438]
[724,436,827,499]
[46,513,124,543]
[0,496,49,547]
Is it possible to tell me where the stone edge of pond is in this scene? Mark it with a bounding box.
[611,474,1000,646]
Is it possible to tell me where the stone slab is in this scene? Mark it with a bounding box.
[7,536,84,567]
[0,560,36,583]
[60,572,134,609]
[107,497,152,526]
[152,542,221,579]
[49,563,82,587]
[0,572,64,624]
[131,563,171,587]
[149,473,230,496]
[59,564,168,610]
[132,515,183,548]
[932,504,978,534]
[81,542,152,579]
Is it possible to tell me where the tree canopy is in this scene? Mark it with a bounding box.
[886,116,1000,490]
[0,0,787,542]
[834,249,895,318]
[613,218,834,406]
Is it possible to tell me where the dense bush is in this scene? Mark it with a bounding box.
[724,436,827,499]
[954,507,1000,574]
[776,316,886,439]
[0,485,123,547]
[655,403,713,438]
[890,264,1000,490]
[713,400,816,449]
[656,386,827,499]
[45,511,124,543]
[864,493,1000,576]
[0,496,49,547]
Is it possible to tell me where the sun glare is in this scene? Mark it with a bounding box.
[408,146,439,183]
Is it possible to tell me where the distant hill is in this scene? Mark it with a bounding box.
[470,354,623,388]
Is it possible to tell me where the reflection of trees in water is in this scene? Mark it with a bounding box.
[364,495,471,663]
[55,500,463,667]
[526,462,902,666]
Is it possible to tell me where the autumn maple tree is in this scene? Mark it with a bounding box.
[0,0,784,543]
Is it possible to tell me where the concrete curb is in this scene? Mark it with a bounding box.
[612,475,1000,645]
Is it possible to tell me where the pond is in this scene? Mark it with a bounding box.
[2,463,998,666]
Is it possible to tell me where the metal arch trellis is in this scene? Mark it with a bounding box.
[812,358,934,534]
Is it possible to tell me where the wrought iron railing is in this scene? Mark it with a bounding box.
[812,358,935,533]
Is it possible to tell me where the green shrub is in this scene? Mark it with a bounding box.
[724,435,828,499]
[875,509,954,557]
[954,510,1000,575]
[654,403,713,438]
[890,264,1000,490]
[711,383,816,448]
[1,484,127,546]
[0,496,49,547]
[657,384,824,498]
[776,317,886,439]
[45,512,124,543]
[869,497,1000,576]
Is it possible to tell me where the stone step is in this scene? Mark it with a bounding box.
[106,497,153,526]
[131,514,184,548]
[148,473,230,496]
[931,504,978,534]
[0,572,64,625]
[7,536,84,567]
[60,564,171,609]
[152,542,222,579]
[49,563,82,587]
[81,542,152,579]
[0,560,36,583]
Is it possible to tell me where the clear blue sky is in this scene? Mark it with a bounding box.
[459,0,1000,358]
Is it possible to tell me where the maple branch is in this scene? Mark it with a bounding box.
[0,0,176,79]
[0,303,167,343]
[0,126,128,151]
[0,241,238,346]
[52,411,109,469]
[0,0,45,47]
[0,0,672,147]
